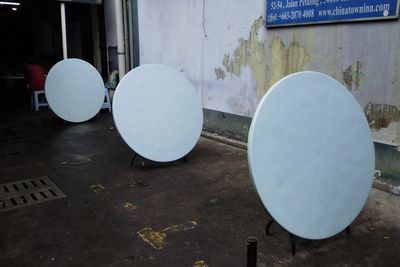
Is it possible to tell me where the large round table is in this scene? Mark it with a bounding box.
[112,64,203,162]
[248,71,375,239]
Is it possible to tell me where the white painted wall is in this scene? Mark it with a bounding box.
[138,0,261,117]
[137,0,400,145]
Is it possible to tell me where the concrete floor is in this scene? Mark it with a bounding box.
[0,110,399,266]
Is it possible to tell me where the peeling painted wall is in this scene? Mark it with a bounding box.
[137,0,400,145]
[218,16,268,98]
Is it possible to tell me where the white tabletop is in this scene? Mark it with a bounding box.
[45,59,105,123]
[248,71,375,240]
[112,64,203,162]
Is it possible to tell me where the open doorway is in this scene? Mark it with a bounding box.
[0,0,107,112]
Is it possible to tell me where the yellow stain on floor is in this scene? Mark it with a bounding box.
[90,184,105,194]
[137,221,198,250]
[123,202,137,210]
[137,227,167,250]
[193,260,208,267]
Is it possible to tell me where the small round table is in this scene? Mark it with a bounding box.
[45,59,104,123]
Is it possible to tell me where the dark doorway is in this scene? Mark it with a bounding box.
[0,0,107,112]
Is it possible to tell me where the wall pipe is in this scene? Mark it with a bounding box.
[61,3,68,59]
[115,0,126,78]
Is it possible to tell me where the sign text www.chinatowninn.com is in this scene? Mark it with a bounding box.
[266,0,400,27]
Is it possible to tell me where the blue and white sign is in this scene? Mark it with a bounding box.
[266,0,400,27]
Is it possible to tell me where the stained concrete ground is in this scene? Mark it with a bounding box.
[0,110,399,267]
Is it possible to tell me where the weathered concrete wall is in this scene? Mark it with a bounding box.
[137,0,400,178]
[375,143,400,181]
[203,108,251,142]
[202,108,400,181]
[137,0,400,146]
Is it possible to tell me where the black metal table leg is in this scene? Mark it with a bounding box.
[130,153,138,166]
[265,219,296,256]
[266,218,352,257]
[130,154,189,168]
[289,233,296,256]
[266,219,274,235]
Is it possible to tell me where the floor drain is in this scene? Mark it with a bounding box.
[0,176,65,212]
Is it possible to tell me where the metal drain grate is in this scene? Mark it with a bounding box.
[0,176,66,212]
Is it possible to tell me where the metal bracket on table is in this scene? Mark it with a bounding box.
[130,152,145,167]
[266,219,351,256]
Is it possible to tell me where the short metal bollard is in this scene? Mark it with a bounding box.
[247,237,257,267]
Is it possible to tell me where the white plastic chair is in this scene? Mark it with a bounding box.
[101,87,111,112]
[32,90,48,111]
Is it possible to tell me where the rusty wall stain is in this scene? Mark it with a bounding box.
[214,68,226,80]
[217,16,268,97]
[364,102,400,130]
[342,61,364,91]
[270,37,311,88]
[215,18,312,101]
[270,37,286,86]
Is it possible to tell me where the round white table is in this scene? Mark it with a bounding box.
[113,64,203,162]
[45,59,105,123]
[248,71,375,239]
